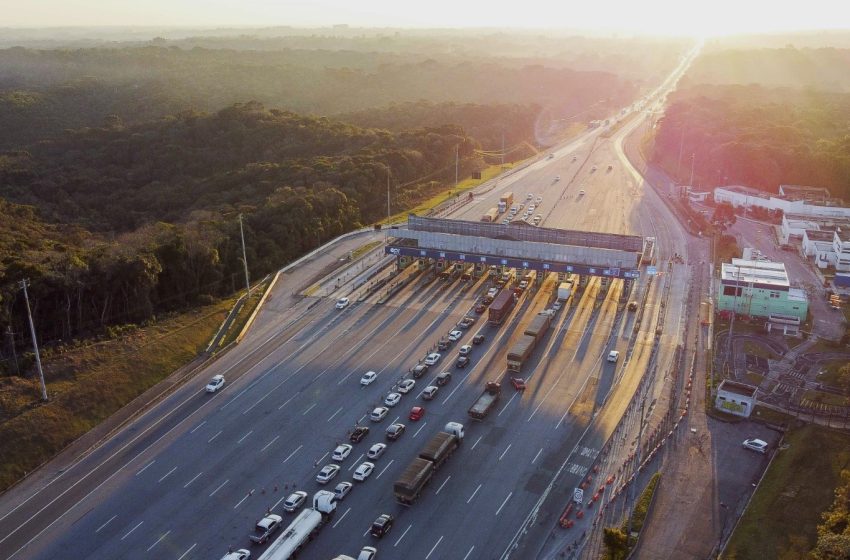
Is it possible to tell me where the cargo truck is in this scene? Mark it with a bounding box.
[481,208,499,222]
[488,290,516,325]
[557,281,573,301]
[394,422,465,505]
[257,491,337,560]
[641,237,655,264]
[468,381,501,420]
[498,192,514,213]
[507,311,552,371]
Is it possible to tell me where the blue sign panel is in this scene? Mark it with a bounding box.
[646,266,657,276]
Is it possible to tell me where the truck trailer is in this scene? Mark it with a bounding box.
[498,192,514,213]
[394,422,465,505]
[468,382,501,420]
[557,281,573,301]
[257,491,337,560]
[507,311,553,371]
[481,208,499,222]
[488,290,516,325]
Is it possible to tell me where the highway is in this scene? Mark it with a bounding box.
[0,48,699,560]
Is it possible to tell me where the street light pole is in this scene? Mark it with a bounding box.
[455,144,459,188]
[239,214,251,298]
[20,279,48,401]
[689,152,696,188]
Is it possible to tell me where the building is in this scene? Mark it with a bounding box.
[802,230,838,268]
[834,229,850,272]
[779,213,850,245]
[714,185,850,219]
[716,258,808,321]
[715,380,758,418]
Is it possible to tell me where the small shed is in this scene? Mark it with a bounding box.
[715,380,758,418]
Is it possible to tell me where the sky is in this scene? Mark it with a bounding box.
[2,0,849,37]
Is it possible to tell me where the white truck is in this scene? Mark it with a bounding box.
[257,491,337,560]
[557,281,573,301]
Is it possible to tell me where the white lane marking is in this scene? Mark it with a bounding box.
[277,393,298,411]
[261,435,280,452]
[271,493,287,511]
[463,546,476,560]
[394,524,412,547]
[390,415,400,425]
[412,421,428,438]
[498,444,512,462]
[176,543,196,560]
[556,405,573,429]
[146,530,170,551]
[120,521,143,541]
[426,535,444,559]
[332,507,351,528]
[157,466,177,483]
[233,490,254,509]
[302,403,317,416]
[471,436,483,450]
[327,407,344,422]
[358,414,367,423]
[207,430,222,443]
[495,492,513,516]
[497,392,520,416]
[209,479,229,497]
[466,484,482,504]
[435,476,451,495]
[532,448,543,464]
[376,459,395,479]
[189,420,206,434]
[237,430,253,444]
[183,472,203,489]
[348,454,365,471]
[316,452,330,465]
[135,460,155,476]
[283,445,303,464]
[95,515,116,534]
[362,527,371,537]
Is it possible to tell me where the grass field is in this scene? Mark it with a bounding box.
[723,424,850,559]
[0,295,243,492]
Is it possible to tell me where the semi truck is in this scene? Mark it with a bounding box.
[641,236,655,265]
[488,290,516,325]
[468,381,501,420]
[481,208,499,222]
[507,311,553,371]
[394,422,465,505]
[498,192,514,213]
[257,491,337,560]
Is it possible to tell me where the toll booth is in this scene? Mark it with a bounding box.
[397,256,413,270]
[579,274,589,290]
[597,276,611,300]
[619,278,633,302]
[474,262,486,278]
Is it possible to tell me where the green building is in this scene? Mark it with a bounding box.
[717,258,808,321]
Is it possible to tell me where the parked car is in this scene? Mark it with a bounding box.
[353,462,375,481]
[205,375,225,393]
[350,425,370,443]
[360,371,377,386]
[384,392,401,407]
[447,330,463,342]
[473,334,485,345]
[367,443,387,459]
[459,316,475,329]
[411,363,429,378]
[334,481,353,501]
[397,379,416,394]
[370,407,389,422]
[316,464,340,484]
[332,444,353,461]
[421,386,439,400]
[424,353,441,366]
[386,423,406,441]
[409,406,425,421]
[335,297,350,309]
[456,356,470,368]
[283,490,308,512]
[742,438,768,454]
[437,339,451,351]
[459,344,472,356]
[358,546,378,560]
[435,371,452,386]
[221,549,250,560]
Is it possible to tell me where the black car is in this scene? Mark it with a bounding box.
[350,425,370,443]
[411,364,429,378]
[435,371,452,386]
[385,423,406,441]
[371,514,394,538]
[456,356,470,368]
[472,334,485,345]
[437,339,451,351]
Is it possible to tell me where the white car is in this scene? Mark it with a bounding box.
[367,443,387,459]
[283,490,308,512]
[526,193,534,200]
[335,297,350,309]
[370,407,389,422]
[607,350,620,363]
[552,300,562,311]
[205,375,225,393]
[221,549,251,560]
[384,392,402,407]
[447,330,463,342]
[420,386,439,400]
[334,481,353,501]
[555,175,561,181]
[358,546,378,560]
[535,196,543,204]
[352,462,375,481]
[459,344,472,356]
[528,204,536,212]
[316,464,340,484]
[742,438,768,454]
[424,353,441,366]
[360,371,377,386]
[397,379,416,394]
[332,444,353,461]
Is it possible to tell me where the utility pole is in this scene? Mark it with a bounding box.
[238,214,251,298]
[689,152,696,188]
[676,126,685,180]
[501,132,505,167]
[454,145,459,187]
[20,280,47,401]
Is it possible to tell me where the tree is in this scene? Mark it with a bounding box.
[602,527,629,560]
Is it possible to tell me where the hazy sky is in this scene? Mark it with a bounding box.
[2,0,848,36]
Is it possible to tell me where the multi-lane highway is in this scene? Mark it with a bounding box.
[0,48,700,560]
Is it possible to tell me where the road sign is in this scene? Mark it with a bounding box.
[647,266,657,276]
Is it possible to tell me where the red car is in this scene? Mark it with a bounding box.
[409,406,425,421]
[510,377,526,391]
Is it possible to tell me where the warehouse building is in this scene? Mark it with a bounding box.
[716,258,808,321]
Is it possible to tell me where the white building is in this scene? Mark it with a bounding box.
[715,380,757,418]
[834,230,850,272]
[714,185,850,219]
